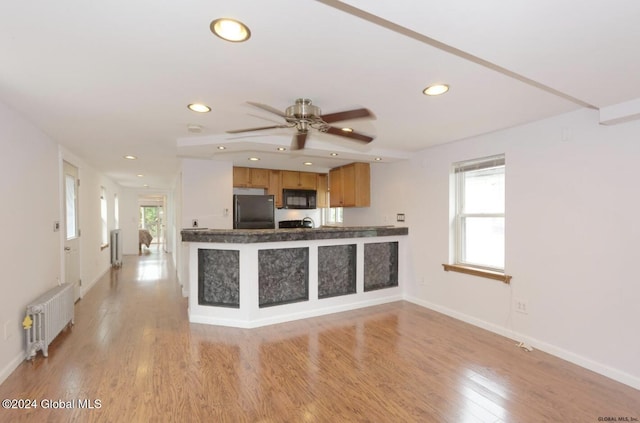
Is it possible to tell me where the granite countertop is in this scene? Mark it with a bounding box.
[181,226,408,243]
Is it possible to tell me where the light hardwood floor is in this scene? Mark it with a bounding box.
[1,251,638,422]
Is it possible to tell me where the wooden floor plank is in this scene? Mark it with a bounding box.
[0,251,638,422]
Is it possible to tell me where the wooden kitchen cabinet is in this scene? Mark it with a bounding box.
[329,162,370,207]
[281,170,317,190]
[233,167,269,188]
[267,170,283,208]
[316,173,328,208]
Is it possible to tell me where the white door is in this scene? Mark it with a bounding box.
[63,161,81,301]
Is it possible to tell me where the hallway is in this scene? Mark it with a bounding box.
[1,252,639,422]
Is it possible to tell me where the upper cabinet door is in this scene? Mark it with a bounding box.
[281,171,318,190]
[233,167,269,188]
[280,170,300,189]
[298,172,317,190]
[250,168,269,188]
[329,163,370,208]
[233,167,251,187]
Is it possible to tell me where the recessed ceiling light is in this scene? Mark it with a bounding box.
[123,155,137,160]
[217,146,226,150]
[248,157,260,161]
[143,184,149,188]
[374,157,382,161]
[303,162,313,166]
[276,147,287,151]
[187,103,211,113]
[210,18,251,42]
[137,174,144,178]
[423,84,449,96]
[330,152,338,156]
[341,127,353,133]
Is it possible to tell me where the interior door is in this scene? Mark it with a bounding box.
[63,161,81,301]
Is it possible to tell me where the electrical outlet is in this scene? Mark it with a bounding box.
[192,219,199,228]
[396,213,405,222]
[514,299,529,314]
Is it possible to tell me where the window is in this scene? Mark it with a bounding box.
[140,205,162,241]
[100,186,108,248]
[323,207,343,225]
[114,194,119,230]
[65,174,78,240]
[445,155,510,282]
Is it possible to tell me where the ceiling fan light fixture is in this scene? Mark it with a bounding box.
[188,103,211,113]
[423,84,449,96]
[210,18,251,42]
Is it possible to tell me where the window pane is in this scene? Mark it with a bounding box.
[114,194,119,230]
[65,175,77,239]
[462,217,504,269]
[101,188,108,245]
[463,166,504,213]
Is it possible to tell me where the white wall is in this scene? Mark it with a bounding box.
[0,101,61,383]
[119,188,141,255]
[181,159,233,230]
[346,108,640,389]
[0,100,127,385]
[178,159,233,292]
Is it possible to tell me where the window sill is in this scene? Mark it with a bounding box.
[100,243,110,251]
[442,264,512,284]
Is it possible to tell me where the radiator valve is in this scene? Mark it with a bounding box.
[23,315,33,330]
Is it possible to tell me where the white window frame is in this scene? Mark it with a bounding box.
[453,154,505,272]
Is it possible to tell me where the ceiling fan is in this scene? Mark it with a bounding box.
[226,98,375,150]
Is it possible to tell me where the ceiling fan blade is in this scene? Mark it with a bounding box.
[226,124,290,134]
[247,101,287,118]
[320,108,374,123]
[325,126,374,143]
[292,132,308,150]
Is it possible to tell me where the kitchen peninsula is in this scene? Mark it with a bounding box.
[181,226,408,328]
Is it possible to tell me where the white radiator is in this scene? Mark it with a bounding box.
[24,283,74,360]
[111,229,122,267]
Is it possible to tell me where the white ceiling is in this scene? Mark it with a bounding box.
[2,0,639,189]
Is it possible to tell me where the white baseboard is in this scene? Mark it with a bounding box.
[0,351,24,386]
[404,295,640,391]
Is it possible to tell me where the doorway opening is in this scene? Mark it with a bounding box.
[138,195,166,254]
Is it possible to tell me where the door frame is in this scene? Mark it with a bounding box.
[60,155,82,301]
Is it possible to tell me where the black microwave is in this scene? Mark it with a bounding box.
[282,189,317,209]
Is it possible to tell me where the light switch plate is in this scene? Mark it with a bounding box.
[396,213,405,222]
